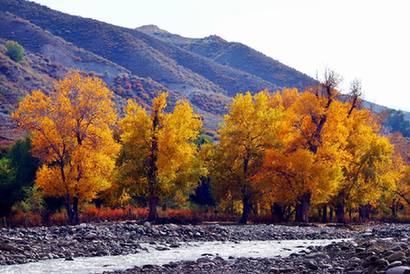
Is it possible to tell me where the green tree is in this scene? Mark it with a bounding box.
[0,157,16,217]
[8,138,39,191]
[5,40,25,62]
[0,138,39,218]
[190,177,215,210]
[13,185,44,213]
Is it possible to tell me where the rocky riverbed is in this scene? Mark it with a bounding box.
[1,222,410,273]
[107,225,410,274]
[0,221,355,265]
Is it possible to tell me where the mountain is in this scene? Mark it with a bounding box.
[0,0,292,95]
[137,25,316,90]
[0,0,406,147]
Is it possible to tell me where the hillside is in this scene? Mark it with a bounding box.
[0,0,406,147]
[137,25,317,90]
[0,0,282,96]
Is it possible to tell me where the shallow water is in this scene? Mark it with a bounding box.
[0,239,348,274]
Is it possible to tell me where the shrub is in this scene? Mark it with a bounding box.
[80,205,148,223]
[8,211,42,227]
[5,40,25,62]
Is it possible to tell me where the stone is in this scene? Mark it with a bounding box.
[65,256,74,261]
[269,267,281,274]
[364,255,379,266]
[392,245,403,251]
[334,266,346,272]
[389,261,403,268]
[356,247,366,253]
[386,266,410,274]
[351,257,362,264]
[304,259,318,270]
[388,252,406,263]
[375,258,389,267]
[0,243,19,252]
[155,246,170,251]
[196,257,211,264]
[143,221,151,227]
[167,262,179,268]
[84,233,97,240]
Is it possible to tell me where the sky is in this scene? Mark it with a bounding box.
[31,0,410,111]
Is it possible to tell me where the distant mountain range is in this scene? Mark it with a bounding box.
[0,0,406,146]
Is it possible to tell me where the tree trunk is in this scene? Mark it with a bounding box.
[60,162,74,225]
[322,205,327,223]
[72,196,79,225]
[391,201,398,219]
[358,206,364,222]
[336,203,345,223]
[295,192,311,222]
[329,207,334,223]
[282,206,291,222]
[147,108,160,222]
[229,198,234,214]
[252,203,259,216]
[359,204,371,223]
[239,154,251,224]
[147,195,158,221]
[65,195,73,225]
[240,196,251,224]
[271,203,284,223]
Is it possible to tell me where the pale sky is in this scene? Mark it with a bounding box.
[31,0,410,111]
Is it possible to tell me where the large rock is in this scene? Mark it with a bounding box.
[0,243,19,252]
[388,252,406,263]
[304,259,318,270]
[84,233,97,240]
[387,266,410,274]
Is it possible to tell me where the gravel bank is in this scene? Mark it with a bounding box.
[108,224,410,274]
[1,222,410,274]
[0,222,355,265]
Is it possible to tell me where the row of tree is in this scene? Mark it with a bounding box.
[7,71,410,224]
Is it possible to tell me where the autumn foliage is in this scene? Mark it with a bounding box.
[7,70,410,225]
[115,92,203,220]
[13,72,119,224]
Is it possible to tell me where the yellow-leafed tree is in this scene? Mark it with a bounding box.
[387,132,410,217]
[118,93,202,220]
[13,71,120,224]
[257,87,346,222]
[333,108,395,222]
[212,91,284,223]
